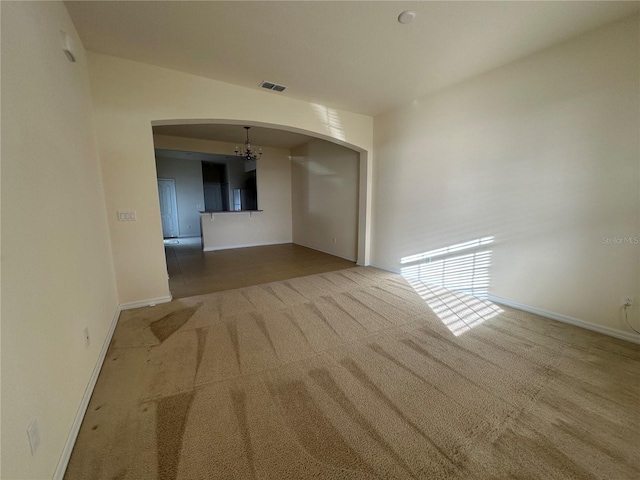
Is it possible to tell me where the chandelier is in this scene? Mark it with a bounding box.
[234,126,262,161]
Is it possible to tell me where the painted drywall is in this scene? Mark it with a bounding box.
[155,156,205,237]
[291,140,359,261]
[1,2,119,478]
[87,53,373,304]
[373,14,640,335]
[154,135,292,250]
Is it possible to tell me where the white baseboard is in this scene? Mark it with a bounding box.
[488,294,640,345]
[202,241,289,252]
[53,292,175,478]
[292,241,357,262]
[53,304,122,479]
[119,295,173,311]
[368,263,401,274]
[357,270,639,345]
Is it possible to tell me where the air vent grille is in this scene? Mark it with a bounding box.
[260,80,287,92]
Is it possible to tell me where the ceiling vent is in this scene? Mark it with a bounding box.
[260,80,287,92]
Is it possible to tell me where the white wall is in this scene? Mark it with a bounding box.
[154,135,292,251]
[291,140,360,261]
[1,2,119,478]
[87,53,373,304]
[373,15,640,336]
[155,156,205,237]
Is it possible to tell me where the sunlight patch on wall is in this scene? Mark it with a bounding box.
[401,236,502,335]
[401,236,494,265]
[291,155,336,177]
[311,103,345,141]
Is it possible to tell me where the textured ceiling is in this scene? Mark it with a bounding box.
[66,1,639,117]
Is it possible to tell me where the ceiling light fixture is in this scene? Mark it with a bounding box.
[234,126,262,161]
[398,10,416,24]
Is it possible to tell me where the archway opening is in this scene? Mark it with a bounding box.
[150,120,370,298]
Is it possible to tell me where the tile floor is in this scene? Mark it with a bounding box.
[164,238,357,298]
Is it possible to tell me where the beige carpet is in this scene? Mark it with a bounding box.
[64,267,640,479]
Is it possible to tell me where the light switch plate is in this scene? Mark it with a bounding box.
[117,210,137,222]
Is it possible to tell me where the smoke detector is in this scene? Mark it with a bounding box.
[398,10,416,24]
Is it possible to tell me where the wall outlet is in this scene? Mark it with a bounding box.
[83,327,90,347]
[27,419,40,455]
[622,297,633,308]
[332,237,337,244]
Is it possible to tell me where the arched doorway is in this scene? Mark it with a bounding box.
[150,120,371,298]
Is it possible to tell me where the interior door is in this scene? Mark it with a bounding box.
[158,178,179,238]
